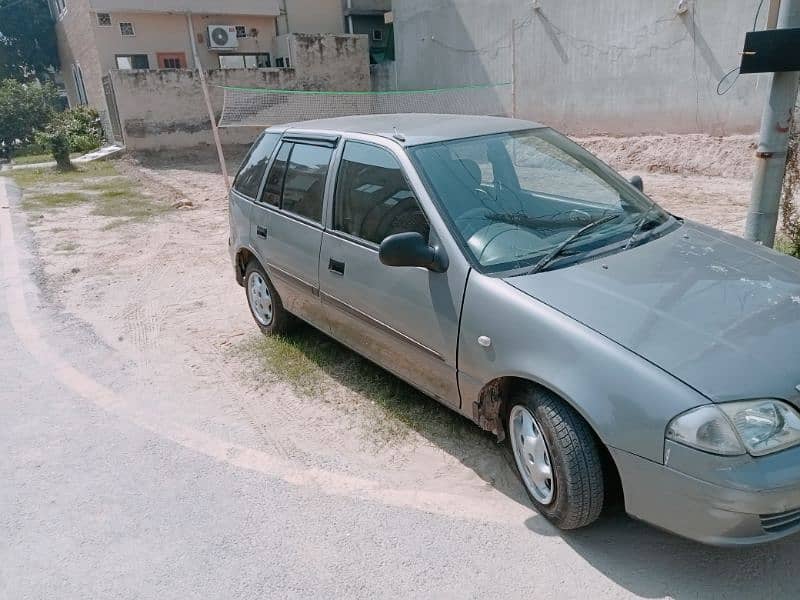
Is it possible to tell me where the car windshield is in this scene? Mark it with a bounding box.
[408,128,674,274]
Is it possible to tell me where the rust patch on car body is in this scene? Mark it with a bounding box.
[473,379,505,442]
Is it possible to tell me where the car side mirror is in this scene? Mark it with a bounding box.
[630,175,644,192]
[379,232,449,273]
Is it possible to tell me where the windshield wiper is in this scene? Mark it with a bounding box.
[623,203,658,250]
[526,213,622,275]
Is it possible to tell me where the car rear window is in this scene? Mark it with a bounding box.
[280,143,333,223]
[232,132,280,199]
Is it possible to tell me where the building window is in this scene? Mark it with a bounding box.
[71,64,88,105]
[235,25,248,39]
[372,29,383,42]
[116,54,149,70]
[158,53,186,69]
[218,53,271,69]
[119,22,135,36]
[97,12,111,26]
[275,57,289,68]
[48,0,66,19]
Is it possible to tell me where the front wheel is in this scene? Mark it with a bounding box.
[507,388,604,530]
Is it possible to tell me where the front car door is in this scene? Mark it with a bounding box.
[318,137,469,408]
[250,136,336,328]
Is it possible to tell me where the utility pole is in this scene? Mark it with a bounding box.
[511,18,517,118]
[744,0,800,246]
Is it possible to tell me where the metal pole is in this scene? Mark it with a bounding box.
[186,12,230,190]
[511,18,517,118]
[744,0,800,246]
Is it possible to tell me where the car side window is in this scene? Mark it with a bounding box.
[333,142,429,245]
[261,141,292,207]
[281,143,332,223]
[232,132,280,199]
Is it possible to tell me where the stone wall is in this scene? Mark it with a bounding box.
[287,33,370,91]
[110,34,371,150]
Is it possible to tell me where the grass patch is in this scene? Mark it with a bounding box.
[12,161,172,227]
[55,241,79,252]
[12,152,81,166]
[22,191,88,210]
[91,192,171,221]
[9,161,118,189]
[246,325,477,443]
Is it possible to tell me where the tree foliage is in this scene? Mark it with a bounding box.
[0,78,59,147]
[36,104,104,155]
[780,105,800,258]
[0,0,59,81]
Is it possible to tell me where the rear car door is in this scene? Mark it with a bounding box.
[251,136,335,328]
[319,139,465,407]
[229,131,281,265]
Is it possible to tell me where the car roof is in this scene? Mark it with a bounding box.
[268,113,544,147]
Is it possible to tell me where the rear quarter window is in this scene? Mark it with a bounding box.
[233,132,281,199]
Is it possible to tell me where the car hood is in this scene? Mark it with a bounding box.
[506,222,800,404]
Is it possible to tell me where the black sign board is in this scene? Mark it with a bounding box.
[740,28,800,74]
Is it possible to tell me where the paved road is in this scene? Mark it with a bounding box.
[2,176,800,599]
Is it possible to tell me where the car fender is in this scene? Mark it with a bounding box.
[457,271,709,463]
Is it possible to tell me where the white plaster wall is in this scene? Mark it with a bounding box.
[391,0,767,135]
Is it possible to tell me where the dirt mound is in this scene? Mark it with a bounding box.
[575,134,758,180]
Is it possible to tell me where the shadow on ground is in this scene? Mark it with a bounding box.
[245,321,530,508]
[135,146,251,174]
[526,512,800,598]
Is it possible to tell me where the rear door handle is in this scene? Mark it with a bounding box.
[328,258,345,275]
[256,225,268,238]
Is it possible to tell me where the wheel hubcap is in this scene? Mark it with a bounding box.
[510,405,555,505]
[247,272,273,326]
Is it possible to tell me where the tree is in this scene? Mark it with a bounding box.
[0,0,59,81]
[0,78,58,147]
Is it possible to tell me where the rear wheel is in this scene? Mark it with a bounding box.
[244,260,294,335]
[507,387,604,530]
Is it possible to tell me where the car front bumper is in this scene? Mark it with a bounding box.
[611,442,800,546]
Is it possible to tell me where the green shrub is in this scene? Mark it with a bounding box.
[0,79,59,150]
[62,105,104,152]
[34,106,104,167]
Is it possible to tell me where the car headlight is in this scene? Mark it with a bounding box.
[666,400,800,457]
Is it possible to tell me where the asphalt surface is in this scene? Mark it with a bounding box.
[2,176,800,599]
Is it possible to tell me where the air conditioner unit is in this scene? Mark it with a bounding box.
[207,25,238,50]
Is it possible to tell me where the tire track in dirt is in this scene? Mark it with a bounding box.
[3,176,530,524]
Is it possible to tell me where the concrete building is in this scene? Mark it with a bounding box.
[49,0,393,112]
[46,0,377,148]
[388,0,766,135]
[48,0,285,110]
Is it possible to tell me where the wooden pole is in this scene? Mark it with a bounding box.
[186,12,230,190]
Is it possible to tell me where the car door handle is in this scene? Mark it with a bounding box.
[256,225,268,238]
[328,258,345,275]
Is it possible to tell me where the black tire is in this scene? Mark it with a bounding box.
[507,386,604,530]
[244,260,295,336]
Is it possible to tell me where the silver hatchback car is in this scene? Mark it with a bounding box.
[228,114,800,546]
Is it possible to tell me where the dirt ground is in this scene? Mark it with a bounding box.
[15,134,757,517]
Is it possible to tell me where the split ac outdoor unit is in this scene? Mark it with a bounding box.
[207,25,238,50]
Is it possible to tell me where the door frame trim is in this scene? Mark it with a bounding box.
[320,290,444,361]
[267,261,319,297]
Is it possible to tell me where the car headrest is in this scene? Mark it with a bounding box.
[455,158,481,184]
